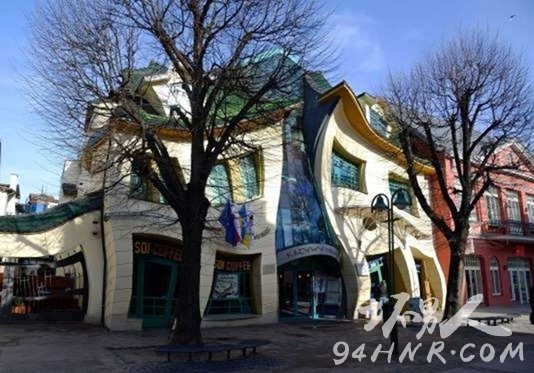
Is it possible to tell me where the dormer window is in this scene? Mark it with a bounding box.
[369,105,389,138]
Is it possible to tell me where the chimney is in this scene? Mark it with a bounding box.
[9,173,18,190]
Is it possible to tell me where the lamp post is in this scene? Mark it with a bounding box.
[371,188,411,356]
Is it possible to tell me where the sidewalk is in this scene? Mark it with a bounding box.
[0,307,532,372]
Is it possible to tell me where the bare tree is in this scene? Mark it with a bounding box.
[384,31,533,318]
[27,0,330,344]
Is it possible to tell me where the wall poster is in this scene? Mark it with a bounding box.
[212,273,240,299]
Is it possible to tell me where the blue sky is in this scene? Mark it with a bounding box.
[0,0,533,199]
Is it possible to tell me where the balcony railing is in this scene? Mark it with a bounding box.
[481,220,534,237]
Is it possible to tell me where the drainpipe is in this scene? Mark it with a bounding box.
[99,138,112,326]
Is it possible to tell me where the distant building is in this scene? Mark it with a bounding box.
[25,193,59,214]
[0,174,20,216]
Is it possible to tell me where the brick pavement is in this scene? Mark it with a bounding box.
[0,309,533,372]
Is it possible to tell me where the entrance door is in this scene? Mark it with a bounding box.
[136,258,178,328]
[278,256,342,319]
[278,270,313,317]
[368,256,385,301]
[296,271,311,315]
[508,258,531,304]
[279,270,295,316]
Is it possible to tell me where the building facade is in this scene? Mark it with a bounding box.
[0,67,446,329]
[433,143,534,307]
[300,83,446,314]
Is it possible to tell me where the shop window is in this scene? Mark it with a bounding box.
[206,164,232,205]
[205,254,258,315]
[331,150,362,191]
[388,177,417,216]
[490,257,501,295]
[4,250,87,319]
[485,187,501,226]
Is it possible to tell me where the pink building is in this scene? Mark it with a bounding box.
[434,142,534,307]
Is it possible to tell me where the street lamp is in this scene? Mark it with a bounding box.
[370,188,411,356]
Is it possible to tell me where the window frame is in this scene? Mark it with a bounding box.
[206,163,233,206]
[485,187,501,226]
[388,176,418,216]
[464,255,483,298]
[331,148,364,192]
[490,257,501,296]
[237,153,261,202]
[526,195,534,223]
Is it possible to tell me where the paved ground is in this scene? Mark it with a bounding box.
[0,307,533,372]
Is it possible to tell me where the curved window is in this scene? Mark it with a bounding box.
[206,164,232,205]
[490,257,501,295]
[238,154,260,201]
[331,150,361,191]
[388,177,417,216]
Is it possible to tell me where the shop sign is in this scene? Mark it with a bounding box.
[133,239,182,262]
[276,244,339,266]
[214,258,252,272]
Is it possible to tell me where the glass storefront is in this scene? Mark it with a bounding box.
[205,253,257,315]
[278,256,342,319]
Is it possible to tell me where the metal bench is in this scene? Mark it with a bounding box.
[155,339,270,362]
[467,315,514,327]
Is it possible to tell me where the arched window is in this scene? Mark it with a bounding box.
[490,257,501,295]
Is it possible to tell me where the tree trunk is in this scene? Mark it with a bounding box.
[168,193,209,345]
[443,229,468,319]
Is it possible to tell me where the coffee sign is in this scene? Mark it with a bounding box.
[214,258,252,272]
[133,239,183,262]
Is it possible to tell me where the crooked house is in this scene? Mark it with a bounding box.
[0,65,445,330]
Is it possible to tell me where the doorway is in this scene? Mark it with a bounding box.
[130,257,178,328]
[508,258,531,304]
[367,254,386,301]
[278,256,342,319]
